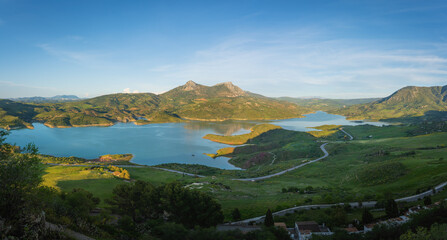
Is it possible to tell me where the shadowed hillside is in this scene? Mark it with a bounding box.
[0,100,37,129]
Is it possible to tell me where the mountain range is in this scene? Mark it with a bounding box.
[9,95,81,103]
[0,81,308,129]
[1,82,446,129]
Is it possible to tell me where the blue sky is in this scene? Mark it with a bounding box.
[1,0,447,98]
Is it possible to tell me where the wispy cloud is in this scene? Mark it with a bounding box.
[37,43,112,68]
[149,30,447,98]
[0,80,60,91]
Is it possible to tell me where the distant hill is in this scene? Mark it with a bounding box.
[11,95,81,103]
[277,97,380,111]
[0,99,36,129]
[335,85,447,120]
[0,81,310,129]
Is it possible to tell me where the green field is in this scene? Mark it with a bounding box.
[40,123,447,220]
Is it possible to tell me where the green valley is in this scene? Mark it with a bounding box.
[32,120,447,220]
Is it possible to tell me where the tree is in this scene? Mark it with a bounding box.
[121,170,130,179]
[232,208,241,221]
[266,226,291,240]
[385,199,399,218]
[152,223,188,240]
[423,196,432,206]
[0,130,46,238]
[362,208,374,224]
[107,180,160,223]
[400,227,431,240]
[109,181,224,228]
[331,207,347,226]
[63,188,100,218]
[264,209,274,227]
[160,182,224,228]
[429,223,447,240]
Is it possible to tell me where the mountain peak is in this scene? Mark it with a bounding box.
[183,80,199,91]
[214,82,246,97]
[216,81,235,87]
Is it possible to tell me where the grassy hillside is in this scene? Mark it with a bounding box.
[1,81,310,128]
[203,123,282,145]
[161,81,309,121]
[335,85,447,120]
[307,124,342,138]
[0,99,36,129]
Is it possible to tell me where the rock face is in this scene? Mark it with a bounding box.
[214,82,247,97]
[183,80,199,91]
[171,80,248,98]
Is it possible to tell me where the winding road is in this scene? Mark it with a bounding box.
[226,127,447,225]
[231,143,329,181]
[151,167,205,177]
[340,127,354,140]
[229,180,447,225]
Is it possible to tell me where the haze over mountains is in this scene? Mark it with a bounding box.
[10,95,81,103]
[1,82,446,130]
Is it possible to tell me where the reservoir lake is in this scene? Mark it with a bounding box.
[6,111,386,169]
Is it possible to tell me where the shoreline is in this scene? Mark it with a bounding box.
[2,114,309,130]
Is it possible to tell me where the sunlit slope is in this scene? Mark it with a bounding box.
[160,81,309,121]
[335,85,447,120]
[0,81,310,128]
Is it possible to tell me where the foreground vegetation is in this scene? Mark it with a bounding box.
[1,130,294,239]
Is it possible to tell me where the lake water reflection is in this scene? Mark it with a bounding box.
[6,111,386,169]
